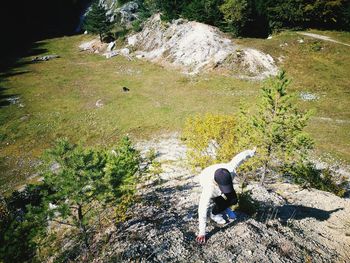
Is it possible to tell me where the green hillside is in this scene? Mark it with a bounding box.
[0,30,349,193]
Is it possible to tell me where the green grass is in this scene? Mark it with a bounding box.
[1,30,350,193]
[236,29,350,162]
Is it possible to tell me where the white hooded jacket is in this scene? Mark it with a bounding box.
[198,149,256,236]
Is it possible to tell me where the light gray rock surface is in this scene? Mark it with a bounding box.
[127,14,278,79]
[31,54,59,62]
[98,0,139,25]
[91,134,350,262]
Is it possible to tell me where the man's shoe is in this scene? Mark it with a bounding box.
[210,213,226,224]
[225,208,237,220]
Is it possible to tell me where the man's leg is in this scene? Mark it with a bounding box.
[212,191,238,215]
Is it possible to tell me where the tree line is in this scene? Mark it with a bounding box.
[139,0,350,37]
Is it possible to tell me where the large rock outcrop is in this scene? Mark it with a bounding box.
[127,14,278,79]
[89,134,350,262]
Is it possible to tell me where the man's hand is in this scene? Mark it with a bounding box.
[196,235,206,244]
[250,147,257,157]
[252,146,257,153]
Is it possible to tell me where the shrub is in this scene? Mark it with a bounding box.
[182,113,239,168]
[220,0,252,36]
[236,190,259,216]
[308,40,323,52]
[286,162,347,197]
[132,19,143,32]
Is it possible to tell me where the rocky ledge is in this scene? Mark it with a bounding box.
[88,134,350,262]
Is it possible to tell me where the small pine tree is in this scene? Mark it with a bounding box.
[0,138,140,262]
[250,71,313,184]
[83,1,113,42]
[42,137,140,252]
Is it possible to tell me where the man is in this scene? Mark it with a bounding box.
[196,148,256,244]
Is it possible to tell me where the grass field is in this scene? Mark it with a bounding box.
[0,30,349,194]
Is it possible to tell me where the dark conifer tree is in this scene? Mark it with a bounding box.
[83,1,113,42]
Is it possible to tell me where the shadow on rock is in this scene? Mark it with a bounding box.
[276,205,343,222]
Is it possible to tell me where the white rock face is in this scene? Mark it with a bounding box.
[128,14,278,78]
[99,0,139,25]
[241,48,278,79]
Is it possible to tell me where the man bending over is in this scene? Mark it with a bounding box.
[196,148,256,244]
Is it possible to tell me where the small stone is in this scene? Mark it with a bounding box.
[6,96,20,104]
[31,54,59,62]
[105,50,119,59]
[96,99,103,107]
[300,92,319,101]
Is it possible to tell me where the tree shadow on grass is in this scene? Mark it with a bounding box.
[0,41,48,108]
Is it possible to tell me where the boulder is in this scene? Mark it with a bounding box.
[79,39,107,53]
[119,48,130,56]
[79,39,98,51]
[95,99,103,108]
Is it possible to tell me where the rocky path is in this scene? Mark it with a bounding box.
[93,134,350,262]
[298,32,350,47]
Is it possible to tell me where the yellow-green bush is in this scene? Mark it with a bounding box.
[182,113,240,168]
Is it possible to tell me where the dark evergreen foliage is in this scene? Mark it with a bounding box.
[0,137,141,262]
[83,1,113,41]
[182,0,224,27]
[140,0,350,37]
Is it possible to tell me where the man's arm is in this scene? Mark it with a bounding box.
[197,187,212,243]
[227,148,256,171]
